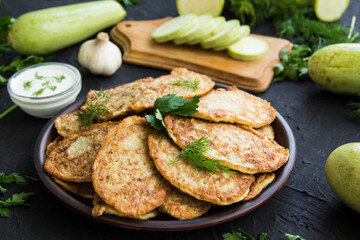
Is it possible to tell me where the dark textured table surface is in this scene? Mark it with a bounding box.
[1,0,360,239]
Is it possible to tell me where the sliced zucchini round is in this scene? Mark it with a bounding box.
[227,36,268,61]
[152,14,197,43]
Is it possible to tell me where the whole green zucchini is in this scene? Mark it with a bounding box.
[8,1,126,55]
[308,43,360,95]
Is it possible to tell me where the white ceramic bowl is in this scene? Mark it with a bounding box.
[7,62,82,118]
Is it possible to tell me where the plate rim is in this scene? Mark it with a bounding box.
[34,84,297,231]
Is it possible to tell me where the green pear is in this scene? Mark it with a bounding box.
[325,143,360,213]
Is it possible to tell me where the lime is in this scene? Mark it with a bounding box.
[177,0,225,17]
[152,14,197,43]
[227,36,268,61]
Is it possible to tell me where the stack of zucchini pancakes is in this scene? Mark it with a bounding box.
[44,68,289,220]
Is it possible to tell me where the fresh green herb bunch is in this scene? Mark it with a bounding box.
[222,227,305,240]
[169,76,200,91]
[272,45,312,82]
[76,90,110,129]
[146,94,200,134]
[0,55,46,86]
[227,0,359,51]
[0,172,36,218]
[0,16,15,56]
[168,136,233,173]
[273,7,359,51]
[227,0,308,27]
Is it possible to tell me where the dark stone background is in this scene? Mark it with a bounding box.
[0,0,359,239]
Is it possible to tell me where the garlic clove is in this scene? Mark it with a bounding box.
[78,32,122,76]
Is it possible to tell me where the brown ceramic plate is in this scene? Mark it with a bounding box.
[34,83,296,231]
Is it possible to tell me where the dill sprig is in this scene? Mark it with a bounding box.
[23,72,65,97]
[168,136,233,174]
[169,76,200,91]
[76,90,110,128]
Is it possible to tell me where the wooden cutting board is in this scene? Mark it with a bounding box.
[110,17,292,93]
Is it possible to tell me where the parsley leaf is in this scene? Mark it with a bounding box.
[285,233,306,240]
[222,228,305,240]
[0,172,36,185]
[0,207,11,218]
[145,94,200,133]
[0,192,34,218]
[0,75,7,86]
[0,55,45,73]
[0,173,36,218]
[223,228,255,240]
[0,186,7,194]
[154,94,200,115]
[0,55,46,85]
[259,233,270,240]
[272,45,312,82]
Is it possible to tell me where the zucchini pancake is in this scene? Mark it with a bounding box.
[54,68,215,136]
[44,122,118,182]
[92,116,171,218]
[44,68,290,220]
[164,114,289,174]
[148,131,255,205]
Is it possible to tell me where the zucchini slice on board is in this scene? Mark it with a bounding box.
[152,14,197,43]
[200,19,241,49]
[227,36,268,61]
[173,14,213,45]
[213,25,250,51]
[188,16,225,45]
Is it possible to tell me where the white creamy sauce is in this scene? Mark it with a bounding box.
[10,64,76,98]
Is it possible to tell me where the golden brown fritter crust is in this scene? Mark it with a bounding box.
[54,68,214,135]
[53,178,95,199]
[46,136,63,156]
[243,172,275,201]
[92,194,159,220]
[192,86,276,128]
[82,68,215,121]
[148,131,255,205]
[255,125,275,139]
[150,68,215,98]
[158,188,211,220]
[92,116,172,218]
[164,115,289,174]
[54,112,82,137]
[44,122,118,182]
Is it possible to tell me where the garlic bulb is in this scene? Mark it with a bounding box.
[78,32,122,76]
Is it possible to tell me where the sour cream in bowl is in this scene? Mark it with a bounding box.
[7,62,81,118]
